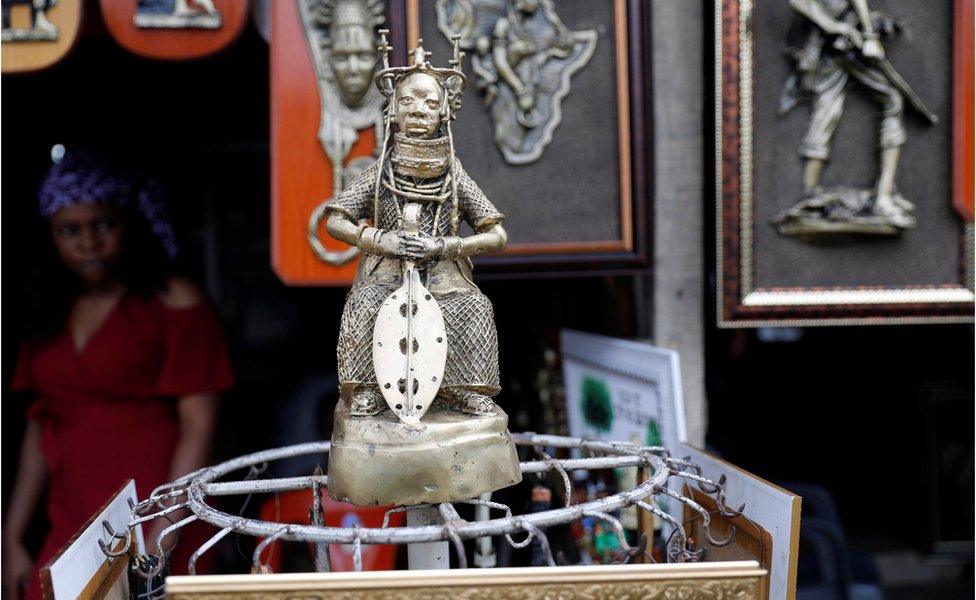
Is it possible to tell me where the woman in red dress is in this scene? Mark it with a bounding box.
[1,148,234,599]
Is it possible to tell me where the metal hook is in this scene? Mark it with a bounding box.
[582,510,632,555]
[252,525,291,573]
[658,487,735,547]
[188,524,238,575]
[535,450,572,508]
[516,520,556,566]
[443,524,468,569]
[636,499,687,562]
[98,520,132,558]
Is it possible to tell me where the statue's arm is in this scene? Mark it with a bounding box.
[849,0,875,35]
[459,223,508,257]
[326,212,363,246]
[789,0,849,36]
[323,164,406,258]
[491,19,529,105]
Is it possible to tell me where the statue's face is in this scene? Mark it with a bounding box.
[330,24,377,106]
[394,72,443,139]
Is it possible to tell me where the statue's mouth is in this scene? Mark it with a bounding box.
[405,120,431,134]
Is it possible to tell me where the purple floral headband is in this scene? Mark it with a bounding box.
[38,145,179,259]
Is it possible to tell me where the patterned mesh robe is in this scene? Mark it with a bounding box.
[324,157,506,399]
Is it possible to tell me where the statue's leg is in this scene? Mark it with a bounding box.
[31,0,55,33]
[849,61,908,214]
[436,291,500,416]
[799,69,849,192]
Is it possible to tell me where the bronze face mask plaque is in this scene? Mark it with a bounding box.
[299,0,387,267]
[716,0,974,326]
[322,34,522,506]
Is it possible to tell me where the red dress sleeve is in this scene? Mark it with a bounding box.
[11,341,48,420]
[156,303,234,396]
[11,341,35,392]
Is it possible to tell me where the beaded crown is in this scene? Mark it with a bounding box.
[374,32,466,119]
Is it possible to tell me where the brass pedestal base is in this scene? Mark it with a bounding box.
[327,402,522,506]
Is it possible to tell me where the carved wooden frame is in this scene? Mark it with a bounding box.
[166,561,765,599]
[715,0,975,327]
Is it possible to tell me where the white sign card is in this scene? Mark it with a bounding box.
[678,444,802,600]
[561,329,686,452]
[560,329,687,527]
[43,479,145,599]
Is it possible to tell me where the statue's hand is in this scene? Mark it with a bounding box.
[861,36,885,60]
[402,235,440,262]
[832,22,864,49]
[359,227,409,258]
[517,90,535,112]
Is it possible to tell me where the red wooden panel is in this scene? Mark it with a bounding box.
[100,0,249,61]
[271,0,375,286]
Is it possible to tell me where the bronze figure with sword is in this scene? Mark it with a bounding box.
[775,0,938,236]
[323,33,522,506]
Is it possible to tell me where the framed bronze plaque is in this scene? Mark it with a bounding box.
[716,0,974,326]
[407,0,651,274]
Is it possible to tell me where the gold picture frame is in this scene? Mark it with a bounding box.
[167,561,766,599]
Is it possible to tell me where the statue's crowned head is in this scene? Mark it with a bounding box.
[376,36,467,139]
[394,72,445,139]
[318,0,385,106]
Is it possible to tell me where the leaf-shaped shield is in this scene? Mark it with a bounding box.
[372,268,448,424]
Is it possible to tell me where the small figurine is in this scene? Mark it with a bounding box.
[134,0,221,29]
[1,0,58,41]
[774,0,937,236]
[326,33,521,506]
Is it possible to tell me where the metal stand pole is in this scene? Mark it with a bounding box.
[406,507,449,569]
[473,492,497,568]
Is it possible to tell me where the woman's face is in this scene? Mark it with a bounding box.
[49,203,125,286]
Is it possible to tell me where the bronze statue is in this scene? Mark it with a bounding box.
[300,0,387,266]
[325,34,521,506]
[436,0,596,165]
[774,0,937,236]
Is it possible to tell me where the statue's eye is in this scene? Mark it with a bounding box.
[400,96,413,104]
[426,99,439,109]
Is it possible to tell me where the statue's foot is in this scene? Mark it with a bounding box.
[874,195,916,229]
[349,388,385,417]
[33,14,57,34]
[449,390,495,416]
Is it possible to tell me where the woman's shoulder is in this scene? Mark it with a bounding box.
[157,277,207,310]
